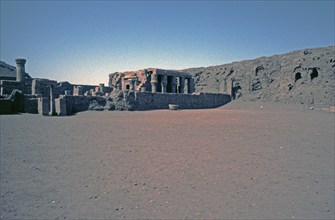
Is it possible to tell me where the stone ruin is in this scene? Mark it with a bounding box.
[0,59,231,115]
[109,68,195,94]
[0,59,113,115]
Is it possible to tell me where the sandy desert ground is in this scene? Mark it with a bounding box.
[0,101,334,219]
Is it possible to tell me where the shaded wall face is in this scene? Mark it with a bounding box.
[135,92,231,110]
[32,80,58,98]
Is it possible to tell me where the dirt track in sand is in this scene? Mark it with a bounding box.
[1,101,334,219]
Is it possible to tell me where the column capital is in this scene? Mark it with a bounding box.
[15,58,26,65]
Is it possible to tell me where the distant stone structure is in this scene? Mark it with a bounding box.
[109,68,195,94]
[0,59,114,115]
[0,59,230,115]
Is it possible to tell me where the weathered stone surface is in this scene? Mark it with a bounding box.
[24,97,38,114]
[5,89,25,112]
[55,97,67,115]
[184,46,335,106]
[88,99,105,111]
[38,97,50,115]
[135,91,231,110]
[0,99,12,114]
[105,89,136,111]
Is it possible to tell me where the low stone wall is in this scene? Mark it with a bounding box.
[56,95,106,115]
[135,92,231,110]
[11,92,230,116]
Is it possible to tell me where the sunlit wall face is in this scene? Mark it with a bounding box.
[1,1,334,85]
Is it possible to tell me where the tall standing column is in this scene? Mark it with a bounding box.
[151,73,157,93]
[187,78,194,94]
[15,58,26,82]
[49,85,56,115]
[161,75,167,93]
[99,83,105,93]
[171,76,176,93]
[179,77,185,94]
[15,58,26,93]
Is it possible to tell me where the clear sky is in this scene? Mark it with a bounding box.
[1,0,334,85]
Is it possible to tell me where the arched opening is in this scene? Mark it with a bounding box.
[255,65,265,76]
[295,72,302,82]
[310,68,318,80]
[126,84,130,90]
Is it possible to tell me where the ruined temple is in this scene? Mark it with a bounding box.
[109,68,195,94]
[0,60,230,115]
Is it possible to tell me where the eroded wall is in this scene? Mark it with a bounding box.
[135,92,231,110]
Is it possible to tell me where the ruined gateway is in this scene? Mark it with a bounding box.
[0,60,230,115]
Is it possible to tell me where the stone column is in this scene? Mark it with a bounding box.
[99,83,105,93]
[151,73,157,93]
[161,75,167,94]
[187,78,194,94]
[49,85,56,115]
[15,58,26,82]
[171,76,176,93]
[179,77,185,94]
[129,79,135,91]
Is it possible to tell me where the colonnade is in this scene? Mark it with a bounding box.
[150,74,193,94]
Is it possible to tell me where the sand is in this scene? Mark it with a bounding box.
[1,101,334,219]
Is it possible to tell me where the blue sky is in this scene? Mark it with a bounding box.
[1,1,334,85]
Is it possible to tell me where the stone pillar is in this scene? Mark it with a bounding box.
[129,79,135,91]
[55,97,67,116]
[49,85,56,115]
[151,73,157,93]
[73,86,83,96]
[187,78,194,94]
[15,59,26,83]
[99,83,104,93]
[171,76,176,93]
[161,75,167,94]
[38,97,49,115]
[179,77,185,94]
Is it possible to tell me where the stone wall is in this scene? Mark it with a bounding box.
[32,79,58,98]
[0,81,22,95]
[49,91,230,115]
[57,95,106,115]
[135,92,231,110]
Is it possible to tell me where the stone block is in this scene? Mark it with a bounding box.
[38,97,49,115]
[55,97,67,116]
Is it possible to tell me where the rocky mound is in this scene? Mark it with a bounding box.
[184,46,335,106]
